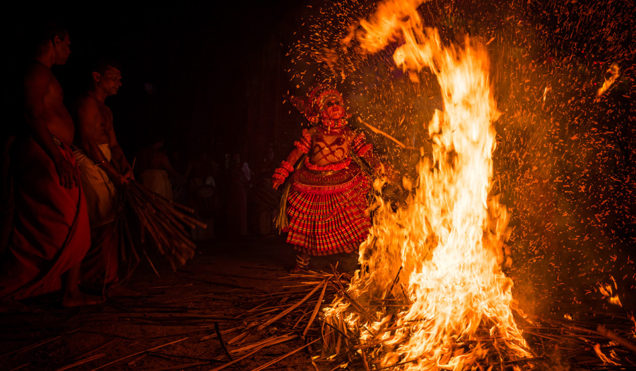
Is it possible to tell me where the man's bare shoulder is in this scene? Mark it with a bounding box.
[24,63,53,88]
[76,95,99,113]
[307,126,319,136]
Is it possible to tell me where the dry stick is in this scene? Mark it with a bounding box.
[142,248,161,278]
[66,339,117,364]
[230,334,297,355]
[140,189,207,229]
[154,362,211,371]
[322,321,350,340]
[148,196,195,238]
[55,353,105,371]
[200,326,241,341]
[293,305,313,330]
[303,280,329,338]
[137,182,196,215]
[597,325,636,353]
[246,302,268,313]
[209,344,268,371]
[227,331,249,345]
[120,216,140,281]
[360,349,371,371]
[8,363,30,371]
[357,117,414,149]
[133,201,166,255]
[249,337,321,371]
[151,206,190,240]
[0,335,62,358]
[214,322,233,361]
[132,192,197,267]
[138,203,175,248]
[90,337,188,371]
[152,212,195,262]
[337,288,372,322]
[256,280,325,331]
[383,266,403,300]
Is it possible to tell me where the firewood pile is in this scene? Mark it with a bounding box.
[119,181,207,273]
[210,266,350,370]
[212,267,635,370]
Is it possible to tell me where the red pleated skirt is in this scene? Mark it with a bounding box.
[285,163,371,256]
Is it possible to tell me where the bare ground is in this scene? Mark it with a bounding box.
[0,236,358,371]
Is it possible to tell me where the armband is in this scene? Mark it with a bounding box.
[356,143,373,157]
[274,167,289,178]
[280,160,294,172]
[272,172,286,182]
[293,140,310,153]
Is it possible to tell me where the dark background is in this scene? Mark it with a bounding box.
[2,0,634,315]
[4,2,304,172]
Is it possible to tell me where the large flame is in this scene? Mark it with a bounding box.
[325,0,531,368]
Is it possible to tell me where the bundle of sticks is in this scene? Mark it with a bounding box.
[119,181,207,273]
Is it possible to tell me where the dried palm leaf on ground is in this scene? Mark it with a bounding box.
[222,267,636,370]
[120,181,206,271]
[210,268,349,370]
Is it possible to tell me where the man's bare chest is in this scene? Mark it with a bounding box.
[311,133,351,160]
[89,104,112,143]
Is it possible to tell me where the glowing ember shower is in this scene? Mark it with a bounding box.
[324,0,532,368]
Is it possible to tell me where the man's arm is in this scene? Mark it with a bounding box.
[76,98,126,184]
[272,128,313,190]
[24,68,77,188]
[104,110,133,179]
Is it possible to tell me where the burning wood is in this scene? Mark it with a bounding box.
[210,268,635,370]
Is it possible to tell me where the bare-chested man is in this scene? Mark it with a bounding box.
[0,24,99,306]
[74,61,132,291]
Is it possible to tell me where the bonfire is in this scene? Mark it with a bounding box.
[321,0,531,369]
[210,1,634,369]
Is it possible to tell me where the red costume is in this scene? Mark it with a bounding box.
[0,138,91,300]
[274,87,374,258]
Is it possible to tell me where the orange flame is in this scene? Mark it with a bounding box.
[596,63,620,97]
[325,0,531,368]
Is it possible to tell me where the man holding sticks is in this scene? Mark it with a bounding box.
[74,60,204,278]
[74,60,132,292]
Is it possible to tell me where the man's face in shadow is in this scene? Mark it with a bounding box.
[53,33,71,65]
[94,67,123,96]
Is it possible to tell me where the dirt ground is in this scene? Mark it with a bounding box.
[0,236,358,371]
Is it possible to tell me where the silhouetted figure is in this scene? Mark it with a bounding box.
[228,153,251,236]
[136,138,179,201]
[74,61,131,292]
[0,24,99,306]
[185,150,218,240]
[252,143,278,236]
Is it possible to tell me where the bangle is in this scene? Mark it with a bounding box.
[274,167,289,178]
[281,160,294,172]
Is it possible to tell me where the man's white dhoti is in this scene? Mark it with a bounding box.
[74,144,117,227]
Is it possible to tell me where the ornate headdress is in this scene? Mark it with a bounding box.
[291,86,350,129]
